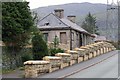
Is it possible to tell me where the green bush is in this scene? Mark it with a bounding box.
[32,33,48,60]
[53,35,59,48]
[20,47,33,63]
[49,48,64,56]
[21,52,33,63]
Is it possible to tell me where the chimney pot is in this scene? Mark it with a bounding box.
[54,9,64,18]
[67,15,76,23]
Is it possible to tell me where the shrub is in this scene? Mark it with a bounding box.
[49,48,64,56]
[32,33,48,60]
[20,47,33,63]
[53,35,59,48]
[21,52,33,63]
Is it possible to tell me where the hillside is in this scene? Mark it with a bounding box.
[32,2,106,16]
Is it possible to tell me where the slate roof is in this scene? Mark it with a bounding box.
[37,13,92,36]
[94,36,107,41]
[60,18,88,33]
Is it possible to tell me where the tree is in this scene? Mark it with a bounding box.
[53,35,59,48]
[31,11,49,60]
[2,2,34,53]
[32,11,41,26]
[81,12,99,35]
[32,33,48,60]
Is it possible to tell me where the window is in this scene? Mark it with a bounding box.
[81,34,84,46]
[72,32,74,41]
[76,33,79,40]
[59,22,62,25]
[44,22,50,26]
[43,33,48,42]
[60,32,67,44]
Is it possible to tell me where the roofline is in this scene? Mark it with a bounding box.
[39,27,71,31]
[67,15,76,17]
[38,27,95,37]
[38,13,52,23]
[68,27,95,37]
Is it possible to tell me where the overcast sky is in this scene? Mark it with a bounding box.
[26,0,118,9]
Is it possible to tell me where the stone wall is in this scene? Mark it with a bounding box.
[24,41,116,78]
[2,47,32,71]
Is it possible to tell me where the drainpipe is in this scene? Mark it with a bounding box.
[70,29,72,50]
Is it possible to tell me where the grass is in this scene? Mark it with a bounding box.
[2,68,25,78]
[2,66,24,74]
[18,67,24,70]
[2,69,16,74]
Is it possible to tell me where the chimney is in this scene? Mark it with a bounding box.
[54,9,64,18]
[67,15,76,23]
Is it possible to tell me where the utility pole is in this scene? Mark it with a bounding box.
[117,0,120,41]
[106,0,118,42]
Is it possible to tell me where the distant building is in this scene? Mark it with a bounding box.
[37,9,95,50]
[94,35,107,42]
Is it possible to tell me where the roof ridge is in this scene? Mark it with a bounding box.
[52,13,70,27]
[38,13,53,23]
[61,18,91,34]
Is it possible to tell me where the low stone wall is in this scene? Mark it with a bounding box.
[88,53,93,59]
[74,48,87,61]
[55,53,71,68]
[24,41,116,78]
[65,50,80,64]
[24,60,51,78]
[78,57,84,63]
[43,56,63,71]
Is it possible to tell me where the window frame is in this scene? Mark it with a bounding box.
[43,33,48,42]
[60,32,67,44]
[72,32,74,41]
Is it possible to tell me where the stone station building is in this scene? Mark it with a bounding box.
[37,9,95,50]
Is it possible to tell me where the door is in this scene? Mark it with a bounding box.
[80,33,83,46]
[76,33,80,47]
